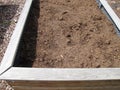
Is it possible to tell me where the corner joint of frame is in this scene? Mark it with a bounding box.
[0,66,12,76]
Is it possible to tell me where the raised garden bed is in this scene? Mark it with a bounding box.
[1,0,120,90]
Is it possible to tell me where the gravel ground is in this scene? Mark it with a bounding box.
[0,0,25,90]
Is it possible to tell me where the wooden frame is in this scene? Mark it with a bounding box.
[1,0,120,89]
[1,68,120,80]
[96,0,120,35]
[0,0,33,75]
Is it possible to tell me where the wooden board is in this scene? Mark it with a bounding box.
[0,0,33,75]
[1,68,120,80]
[98,0,120,31]
[7,80,120,90]
[12,86,120,90]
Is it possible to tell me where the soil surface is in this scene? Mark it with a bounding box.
[17,0,120,68]
[107,0,120,18]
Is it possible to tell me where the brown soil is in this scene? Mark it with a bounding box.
[17,0,120,68]
[108,0,120,18]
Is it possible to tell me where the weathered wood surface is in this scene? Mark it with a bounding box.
[0,0,33,75]
[7,80,120,90]
[12,86,120,90]
[98,0,120,31]
[1,68,120,80]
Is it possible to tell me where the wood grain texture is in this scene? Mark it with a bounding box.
[7,80,120,90]
[7,81,120,87]
[13,86,120,90]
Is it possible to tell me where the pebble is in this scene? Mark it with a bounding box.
[14,19,17,23]
[58,16,64,21]
[60,55,64,58]
[117,7,120,11]
[111,1,116,4]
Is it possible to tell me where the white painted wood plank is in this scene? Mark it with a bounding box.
[0,0,33,75]
[99,0,120,31]
[1,68,120,80]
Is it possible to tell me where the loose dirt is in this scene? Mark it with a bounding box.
[17,0,120,68]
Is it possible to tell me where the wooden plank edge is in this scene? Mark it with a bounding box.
[1,68,120,80]
[99,0,120,31]
[0,0,33,75]
[13,86,120,90]
[7,80,120,87]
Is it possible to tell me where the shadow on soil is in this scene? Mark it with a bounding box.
[0,5,18,45]
[13,0,40,67]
